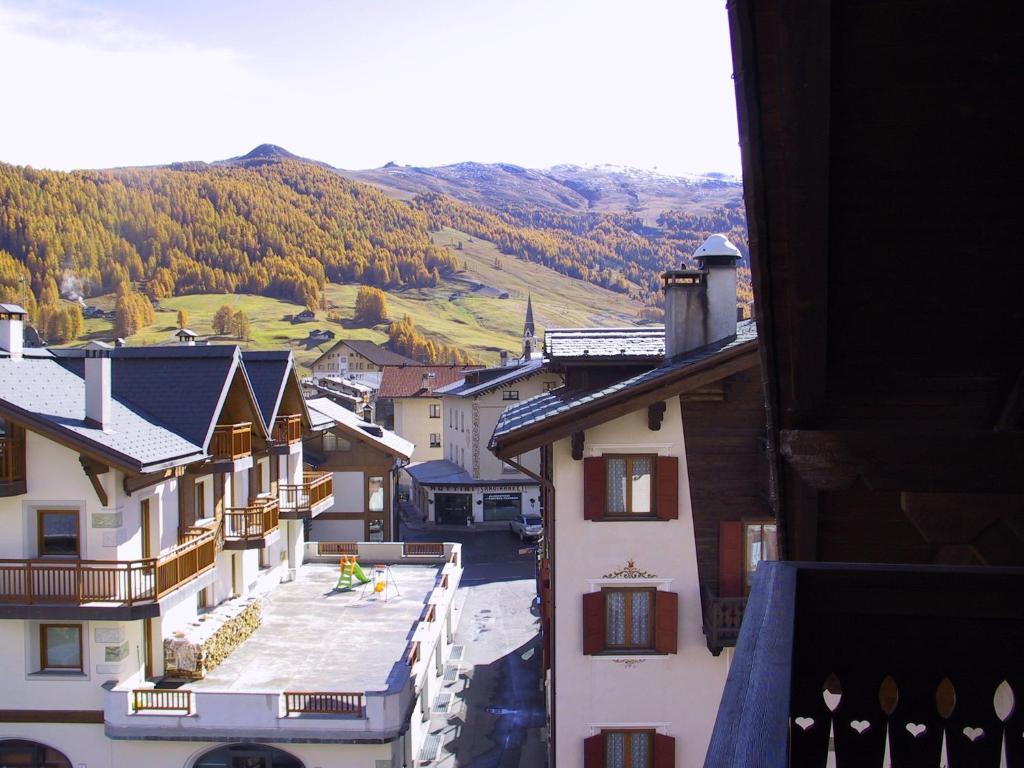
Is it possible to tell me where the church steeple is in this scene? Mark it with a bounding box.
[522,294,538,359]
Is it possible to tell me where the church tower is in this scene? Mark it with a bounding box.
[522,294,538,359]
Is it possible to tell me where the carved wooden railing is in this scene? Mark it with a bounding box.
[705,562,1024,768]
[272,414,302,445]
[279,471,333,517]
[211,422,252,460]
[132,688,192,713]
[318,541,358,556]
[283,691,363,716]
[0,527,217,606]
[0,434,26,485]
[701,584,747,656]
[404,542,445,557]
[223,497,279,542]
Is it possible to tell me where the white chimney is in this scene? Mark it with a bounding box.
[499,350,509,367]
[0,304,27,361]
[85,350,112,430]
[662,234,741,359]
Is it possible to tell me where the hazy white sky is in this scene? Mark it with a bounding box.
[0,0,741,175]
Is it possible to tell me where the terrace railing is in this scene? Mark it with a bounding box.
[224,497,279,543]
[279,471,333,517]
[272,414,302,445]
[211,422,252,461]
[283,691,364,717]
[132,689,192,713]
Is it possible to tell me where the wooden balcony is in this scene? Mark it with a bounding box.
[223,497,280,549]
[279,471,333,519]
[211,422,252,461]
[0,527,217,618]
[705,562,1024,768]
[0,433,26,497]
[272,414,302,447]
[701,584,747,656]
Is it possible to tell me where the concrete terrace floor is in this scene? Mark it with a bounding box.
[193,563,439,693]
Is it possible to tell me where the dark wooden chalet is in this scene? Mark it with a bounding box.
[707,1,1024,766]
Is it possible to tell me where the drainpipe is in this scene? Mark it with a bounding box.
[393,457,409,541]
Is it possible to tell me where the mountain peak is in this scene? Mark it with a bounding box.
[240,144,297,160]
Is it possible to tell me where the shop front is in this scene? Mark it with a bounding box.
[482,492,521,522]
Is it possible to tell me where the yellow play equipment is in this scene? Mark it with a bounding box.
[336,555,371,590]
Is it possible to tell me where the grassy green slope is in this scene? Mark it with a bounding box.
[77,227,647,369]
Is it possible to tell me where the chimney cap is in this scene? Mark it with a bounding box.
[693,233,741,262]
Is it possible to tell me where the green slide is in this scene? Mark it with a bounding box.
[336,559,372,590]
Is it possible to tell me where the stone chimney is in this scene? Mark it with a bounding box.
[0,304,27,361]
[662,234,741,359]
[422,371,435,392]
[84,349,112,430]
[499,350,509,367]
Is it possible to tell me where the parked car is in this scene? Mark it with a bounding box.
[509,513,543,541]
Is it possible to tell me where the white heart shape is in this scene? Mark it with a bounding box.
[850,720,871,734]
[794,716,814,731]
[962,726,984,742]
[906,722,927,738]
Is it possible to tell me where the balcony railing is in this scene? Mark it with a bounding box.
[211,422,252,461]
[283,691,364,716]
[223,497,279,545]
[279,471,333,518]
[133,689,192,713]
[0,434,26,494]
[705,561,1024,768]
[0,527,217,607]
[272,414,302,445]
[701,584,747,655]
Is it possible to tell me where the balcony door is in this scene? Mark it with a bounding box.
[141,499,152,559]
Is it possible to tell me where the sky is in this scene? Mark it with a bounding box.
[0,0,741,176]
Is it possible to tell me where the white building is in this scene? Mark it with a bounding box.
[488,236,775,768]
[0,306,462,768]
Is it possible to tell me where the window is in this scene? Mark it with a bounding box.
[582,589,677,655]
[603,588,654,650]
[449,408,453,428]
[39,624,82,672]
[429,433,441,448]
[37,510,79,557]
[194,744,303,768]
[368,476,384,513]
[583,729,676,768]
[744,521,779,593]
[460,412,464,432]
[502,390,520,401]
[606,455,654,516]
[0,740,72,768]
[429,404,441,418]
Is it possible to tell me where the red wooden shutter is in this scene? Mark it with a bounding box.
[719,521,743,598]
[583,457,606,520]
[653,733,676,768]
[582,591,605,655]
[583,734,605,767]
[654,591,678,653]
[655,456,679,520]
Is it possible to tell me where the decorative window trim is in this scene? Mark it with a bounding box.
[586,578,673,590]
[585,442,673,457]
[587,722,670,736]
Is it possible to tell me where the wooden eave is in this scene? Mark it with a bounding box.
[491,340,760,460]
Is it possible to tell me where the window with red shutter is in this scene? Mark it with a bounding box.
[655,456,678,520]
[583,734,605,767]
[654,591,678,653]
[584,589,678,655]
[582,591,605,654]
[583,457,605,519]
[653,733,676,768]
[719,521,743,598]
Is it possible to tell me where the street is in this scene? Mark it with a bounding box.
[401,513,547,767]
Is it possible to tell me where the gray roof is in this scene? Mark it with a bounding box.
[306,397,414,459]
[314,339,420,368]
[404,459,537,487]
[434,359,546,398]
[491,320,758,443]
[0,356,205,472]
[241,351,300,430]
[544,327,665,360]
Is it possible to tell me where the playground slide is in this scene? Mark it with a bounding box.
[350,561,371,584]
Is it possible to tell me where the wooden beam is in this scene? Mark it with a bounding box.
[647,401,667,431]
[571,431,585,461]
[79,456,109,506]
[781,429,1024,493]
[123,466,182,496]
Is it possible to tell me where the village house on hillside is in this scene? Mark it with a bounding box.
[309,338,419,388]
[405,298,562,525]
[489,235,770,768]
[375,363,482,465]
[0,305,462,768]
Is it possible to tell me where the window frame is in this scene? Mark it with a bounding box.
[502,390,520,401]
[602,587,656,652]
[743,519,779,595]
[602,728,656,768]
[36,509,80,559]
[429,433,442,448]
[603,454,657,518]
[39,623,83,673]
[429,403,441,419]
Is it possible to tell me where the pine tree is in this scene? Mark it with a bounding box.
[177,308,190,329]
[212,304,234,335]
[231,309,251,340]
[353,286,389,326]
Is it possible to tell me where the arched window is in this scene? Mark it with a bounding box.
[0,739,72,768]
[193,743,304,768]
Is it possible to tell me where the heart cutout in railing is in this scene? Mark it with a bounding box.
[962,726,984,742]
[794,716,815,731]
[850,720,871,734]
[905,722,927,738]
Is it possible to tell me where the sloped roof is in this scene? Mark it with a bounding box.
[242,351,312,431]
[544,327,665,361]
[306,397,414,459]
[490,320,758,457]
[434,359,546,398]
[404,459,537,487]
[0,356,205,472]
[378,365,481,399]
[311,339,420,369]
